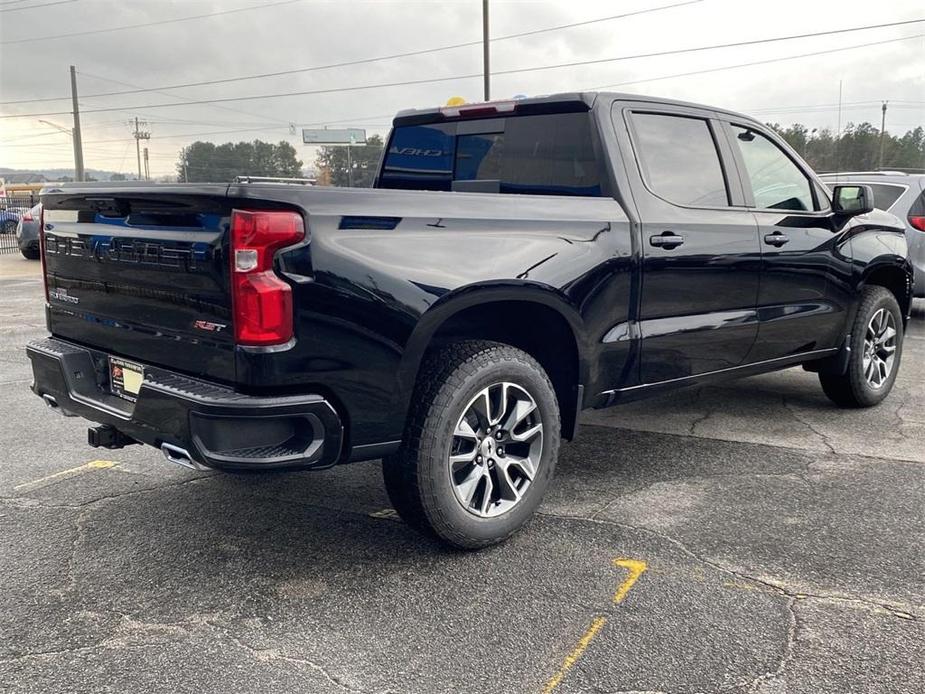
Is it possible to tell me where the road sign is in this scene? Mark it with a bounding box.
[302,128,367,146]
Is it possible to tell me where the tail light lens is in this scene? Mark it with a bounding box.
[909,216,925,232]
[39,206,49,302]
[22,210,33,222]
[230,209,305,346]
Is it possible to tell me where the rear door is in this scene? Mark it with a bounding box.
[617,104,761,383]
[722,122,846,361]
[41,187,237,382]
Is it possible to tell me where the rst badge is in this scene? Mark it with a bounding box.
[193,320,226,333]
[48,288,79,304]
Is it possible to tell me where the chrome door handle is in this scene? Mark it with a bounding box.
[649,232,685,249]
[764,232,790,247]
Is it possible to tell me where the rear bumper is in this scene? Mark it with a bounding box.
[26,337,344,471]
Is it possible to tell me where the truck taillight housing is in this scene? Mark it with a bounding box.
[39,206,49,303]
[230,209,305,346]
[909,216,925,232]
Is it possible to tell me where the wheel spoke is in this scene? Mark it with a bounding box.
[478,473,495,515]
[454,418,478,442]
[456,467,483,509]
[510,422,542,443]
[503,454,536,482]
[878,326,896,345]
[503,397,537,434]
[493,461,522,502]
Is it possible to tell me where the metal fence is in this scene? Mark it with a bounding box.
[0,193,40,255]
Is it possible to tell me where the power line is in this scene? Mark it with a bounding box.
[585,32,925,93]
[4,20,924,120]
[0,0,305,45]
[78,70,292,125]
[0,0,701,105]
[0,0,76,12]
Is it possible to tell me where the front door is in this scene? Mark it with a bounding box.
[621,108,762,383]
[723,122,846,362]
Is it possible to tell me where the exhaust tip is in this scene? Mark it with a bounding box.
[42,394,59,409]
[161,443,207,471]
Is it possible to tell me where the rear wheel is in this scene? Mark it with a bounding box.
[819,286,904,407]
[20,246,40,260]
[1,220,16,234]
[383,340,560,549]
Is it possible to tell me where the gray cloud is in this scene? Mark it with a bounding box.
[1,0,923,176]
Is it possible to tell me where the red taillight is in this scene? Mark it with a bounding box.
[39,207,49,302]
[231,210,305,345]
[22,211,33,222]
[909,216,925,232]
[230,209,305,346]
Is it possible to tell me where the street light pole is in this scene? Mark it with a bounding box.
[69,65,85,182]
[482,0,490,101]
[879,101,888,170]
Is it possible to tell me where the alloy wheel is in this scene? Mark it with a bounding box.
[863,308,897,389]
[448,382,543,518]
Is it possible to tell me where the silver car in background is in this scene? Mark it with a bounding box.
[15,203,42,260]
[820,172,925,297]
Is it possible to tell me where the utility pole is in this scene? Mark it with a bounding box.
[143,147,150,181]
[69,65,85,182]
[482,0,490,101]
[879,101,888,170]
[131,117,151,180]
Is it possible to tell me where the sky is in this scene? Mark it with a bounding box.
[0,0,923,178]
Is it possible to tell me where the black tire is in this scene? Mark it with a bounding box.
[819,286,904,408]
[1,220,16,234]
[20,246,40,260]
[383,340,560,549]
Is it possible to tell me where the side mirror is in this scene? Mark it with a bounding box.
[832,184,874,217]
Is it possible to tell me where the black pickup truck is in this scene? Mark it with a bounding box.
[28,92,913,548]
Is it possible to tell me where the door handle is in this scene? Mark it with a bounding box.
[764,232,790,247]
[649,232,685,249]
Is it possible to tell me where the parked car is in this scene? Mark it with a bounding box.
[15,203,41,259]
[27,92,913,549]
[818,171,924,298]
[0,205,27,234]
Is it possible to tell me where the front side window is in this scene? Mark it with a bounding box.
[630,112,729,207]
[732,126,815,211]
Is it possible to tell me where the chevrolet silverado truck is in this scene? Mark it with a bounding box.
[27,93,913,549]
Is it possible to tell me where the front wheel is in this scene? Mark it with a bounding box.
[21,246,40,260]
[383,340,560,549]
[1,220,16,234]
[819,286,904,408]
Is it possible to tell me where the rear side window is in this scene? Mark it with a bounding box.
[630,113,729,207]
[379,112,602,197]
[865,184,905,211]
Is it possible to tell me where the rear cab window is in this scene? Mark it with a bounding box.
[379,112,603,197]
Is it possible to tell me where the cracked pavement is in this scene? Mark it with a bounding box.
[1,254,923,693]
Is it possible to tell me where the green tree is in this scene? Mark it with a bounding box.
[110,173,127,181]
[769,122,925,172]
[314,134,384,187]
[177,140,303,182]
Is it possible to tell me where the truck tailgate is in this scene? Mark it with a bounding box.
[41,187,237,383]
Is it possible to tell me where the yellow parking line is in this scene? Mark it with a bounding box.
[613,558,648,604]
[13,459,117,491]
[542,558,648,692]
[541,616,607,694]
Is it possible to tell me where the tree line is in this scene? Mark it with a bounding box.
[173,124,923,184]
[768,122,924,173]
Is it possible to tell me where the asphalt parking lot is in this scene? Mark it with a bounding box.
[1,252,922,694]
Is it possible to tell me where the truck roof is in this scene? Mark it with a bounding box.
[392,91,763,127]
